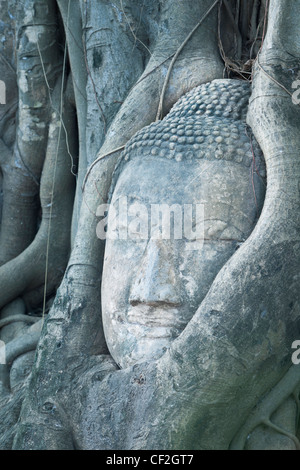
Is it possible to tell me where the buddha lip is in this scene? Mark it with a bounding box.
[126,305,186,329]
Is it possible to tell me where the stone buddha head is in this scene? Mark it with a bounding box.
[100,79,266,369]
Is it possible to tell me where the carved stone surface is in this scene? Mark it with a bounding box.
[119,79,263,168]
[102,79,266,369]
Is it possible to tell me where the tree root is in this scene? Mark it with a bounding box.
[0,0,63,266]
[227,0,300,450]
[155,0,221,121]
[0,316,40,330]
[0,79,76,310]
[5,328,41,366]
[230,365,300,449]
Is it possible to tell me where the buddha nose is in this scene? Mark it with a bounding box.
[129,239,181,307]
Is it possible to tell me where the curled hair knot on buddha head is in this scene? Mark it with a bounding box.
[108,79,266,202]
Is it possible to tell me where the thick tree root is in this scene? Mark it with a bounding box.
[5,326,42,366]
[0,316,40,330]
[0,0,62,266]
[0,321,42,397]
[0,79,76,310]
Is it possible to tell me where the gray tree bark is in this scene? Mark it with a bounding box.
[0,0,299,450]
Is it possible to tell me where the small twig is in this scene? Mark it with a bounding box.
[120,0,152,56]
[263,419,300,450]
[249,17,263,60]
[223,0,242,60]
[256,54,299,104]
[155,0,221,121]
[135,55,175,87]
[251,0,299,105]
[81,188,98,219]
[246,130,259,214]
[245,127,266,187]
[82,145,125,192]
[218,1,254,80]
[230,364,300,450]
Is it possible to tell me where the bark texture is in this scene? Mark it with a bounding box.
[0,0,299,450]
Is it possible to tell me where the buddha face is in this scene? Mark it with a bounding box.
[101,155,265,369]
